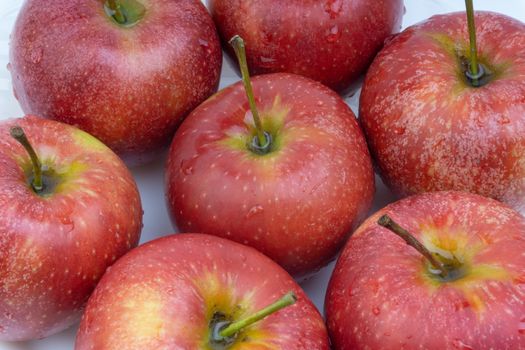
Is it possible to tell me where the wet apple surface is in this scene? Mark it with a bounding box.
[75,234,330,350]
[360,11,525,216]
[9,0,222,165]
[0,116,143,341]
[209,0,404,92]
[166,73,375,277]
[1,1,525,349]
[326,191,525,349]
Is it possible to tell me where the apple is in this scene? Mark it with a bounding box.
[209,0,404,92]
[359,6,525,215]
[165,36,375,277]
[9,0,222,165]
[325,191,525,349]
[75,233,330,349]
[0,116,143,341]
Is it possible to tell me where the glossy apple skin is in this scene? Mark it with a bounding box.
[360,12,525,215]
[165,73,375,277]
[75,234,330,349]
[326,191,525,350]
[10,0,222,165]
[0,116,143,341]
[209,0,404,93]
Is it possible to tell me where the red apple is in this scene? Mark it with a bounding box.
[359,10,525,215]
[0,116,143,341]
[75,234,330,349]
[9,0,222,165]
[325,191,525,349]
[209,0,404,92]
[165,43,375,277]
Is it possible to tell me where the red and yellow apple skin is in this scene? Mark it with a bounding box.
[9,0,222,165]
[0,116,143,341]
[75,234,330,350]
[360,11,525,215]
[209,0,404,93]
[165,73,375,277]
[325,191,525,350]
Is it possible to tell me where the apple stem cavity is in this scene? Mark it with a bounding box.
[104,0,145,27]
[10,126,44,192]
[464,0,484,87]
[378,215,449,279]
[215,292,297,341]
[229,35,272,155]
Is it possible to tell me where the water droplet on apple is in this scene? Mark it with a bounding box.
[200,131,223,143]
[325,0,343,18]
[259,56,276,69]
[519,318,525,335]
[514,275,525,285]
[393,126,405,135]
[454,300,470,311]
[326,26,341,43]
[198,38,212,54]
[263,30,274,43]
[62,219,75,233]
[384,34,398,46]
[452,339,473,349]
[180,160,194,175]
[165,287,177,295]
[340,170,348,185]
[475,116,485,127]
[30,47,43,64]
[497,115,510,125]
[368,279,379,294]
[245,205,264,219]
[372,307,380,315]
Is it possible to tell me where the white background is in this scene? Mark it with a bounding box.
[1,1,525,349]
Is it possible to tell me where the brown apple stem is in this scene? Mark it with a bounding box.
[377,215,448,278]
[106,0,127,24]
[229,35,269,152]
[10,126,43,192]
[465,0,483,86]
[218,292,297,339]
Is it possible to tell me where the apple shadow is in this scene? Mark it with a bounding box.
[129,151,179,244]
[0,322,79,350]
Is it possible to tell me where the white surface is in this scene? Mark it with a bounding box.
[1,1,525,349]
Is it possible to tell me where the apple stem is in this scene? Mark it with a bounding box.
[218,292,297,339]
[229,35,270,153]
[10,126,43,192]
[464,0,484,87]
[106,0,127,24]
[378,215,448,278]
